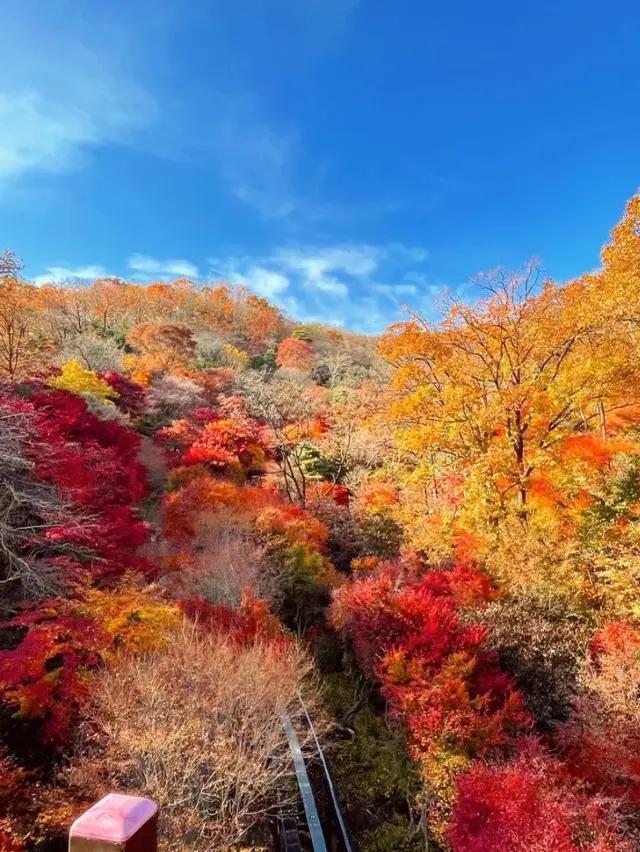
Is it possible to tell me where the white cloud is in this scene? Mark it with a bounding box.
[216,103,300,220]
[275,245,381,296]
[372,283,419,299]
[0,2,159,195]
[30,236,432,332]
[32,265,111,286]
[386,243,430,263]
[128,254,200,280]
[206,240,431,328]
[0,0,389,232]
[210,256,291,299]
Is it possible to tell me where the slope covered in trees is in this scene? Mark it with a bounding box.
[1,192,640,851]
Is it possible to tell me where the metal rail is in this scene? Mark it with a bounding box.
[282,711,328,852]
[297,692,354,852]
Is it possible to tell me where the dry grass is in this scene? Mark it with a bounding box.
[69,624,322,851]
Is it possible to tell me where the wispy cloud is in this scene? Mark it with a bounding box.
[0,1,159,196]
[387,244,430,263]
[214,99,301,221]
[208,241,432,332]
[0,0,392,231]
[183,0,360,219]
[372,283,419,299]
[201,98,400,224]
[32,265,111,287]
[209,255,291,299]
[274,245,379,296]
[128,254,200,281]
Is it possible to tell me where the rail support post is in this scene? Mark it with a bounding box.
[69,793,158,852]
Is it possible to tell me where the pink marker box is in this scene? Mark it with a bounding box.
[69,793,158,852]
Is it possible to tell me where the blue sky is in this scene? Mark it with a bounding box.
[1,0,639,332]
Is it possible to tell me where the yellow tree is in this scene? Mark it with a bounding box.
[379,261,638,531]
[600,190,640,314]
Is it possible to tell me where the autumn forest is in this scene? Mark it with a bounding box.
[2,192,640,852]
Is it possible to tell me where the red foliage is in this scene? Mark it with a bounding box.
[158,409,267,478]
[0,610,108,748]
[99,371,146,415]
[559,434,637,468]
[183,418,264,471]
[24,391,153,582]
[0,386,159,759]
[590,621,640,660]
[331,565,500,676]
[0,390,152,587]
[30,390,148,507]
[447,562,502,607]
[0,826,24,852]
[308,481,351,506]
[331,565,528,793]
[559,622,640,808]
[180,589,284,646]
[450,749,632,852]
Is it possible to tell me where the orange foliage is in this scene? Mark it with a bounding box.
[125,323,196,384]
[307,481,350,506]
[351,555,381,574]
[558,434,638,468]
[276,337,316,370]
[357,482,400,513]
[255,505,330,551]
[163,475,277,540]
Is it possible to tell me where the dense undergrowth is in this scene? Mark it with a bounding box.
[1,191,640,851]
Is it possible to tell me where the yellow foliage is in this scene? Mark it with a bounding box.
[221,343,249,369]
[74,586,181,654]
[49,360,118,404]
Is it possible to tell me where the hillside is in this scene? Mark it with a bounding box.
[1,191,640,852]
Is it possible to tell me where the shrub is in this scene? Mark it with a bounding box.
[559,622,640,820]
[146,374,205,419]
[60,334,124,373]
[449,749,633,852]
[324,674,424,851]
[0,401,66,611]
[331,567,528,839]
[276,338,315,371]
[356,512,404,560]
[49,361,118,405]
[100,371,146,416]
[221,343,249,369]
[274,542,338,633]
[162,514,279,608]
[469,596,591,731]
[69,626,321,851]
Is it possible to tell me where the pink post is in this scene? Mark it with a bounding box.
[69,793,158,852]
